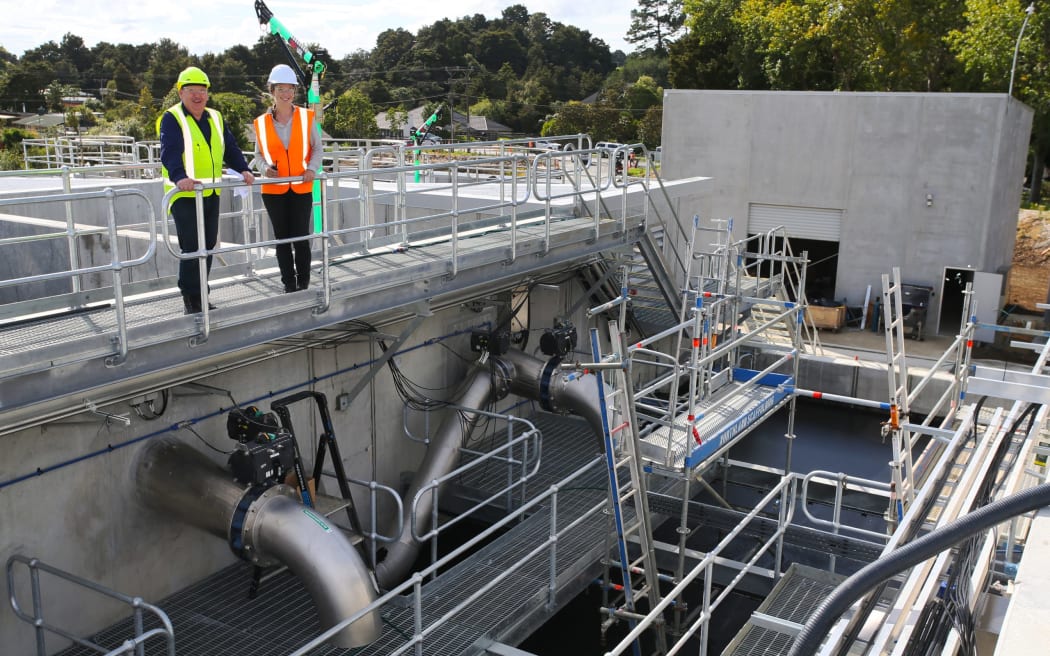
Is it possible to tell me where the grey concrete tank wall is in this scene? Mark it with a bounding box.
[660,91,1033,336]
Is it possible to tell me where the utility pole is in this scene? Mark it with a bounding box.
[445,67,472,143]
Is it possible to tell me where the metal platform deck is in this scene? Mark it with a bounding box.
[639,369,794,471]
[723,563,846,656]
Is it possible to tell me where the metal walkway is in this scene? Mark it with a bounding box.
[723,563,846,656]
[0,143,669,432]
[54,413,608,656]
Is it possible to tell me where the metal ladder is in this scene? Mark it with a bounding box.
[580,274,667,654]
[881,267,917,529]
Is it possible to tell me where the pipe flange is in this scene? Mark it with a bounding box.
[489,357,512,401]
[229,484,296,566]
[539,357,563,413]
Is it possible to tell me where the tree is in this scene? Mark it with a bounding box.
[673,0,745,89]
[324,88,377,138]
[207,92,257,143]
[136,86,157,125]
[388,104,409,136]
[541,101,591,136]
[637,106,663,148]
[476,30,527,74]
[44,82,77,112]
[949,0,1050,203]
[143,38,191,100]
[625,75,662,113]
[371,28,415,74]
[627,0,686,54]
[1,60,55,111]
[59,33,94,79]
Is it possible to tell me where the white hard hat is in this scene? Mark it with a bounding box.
[268,64,298,86]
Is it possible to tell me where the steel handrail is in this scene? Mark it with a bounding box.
[605,473,799,656]
[409,409,542,541]
[800,470,894,542]
[7,554,175,656]
[289,455,606,656]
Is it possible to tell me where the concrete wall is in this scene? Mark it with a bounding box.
[661,91,1033,335]
[0,275,602,654]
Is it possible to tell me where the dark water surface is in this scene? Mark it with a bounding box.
[519,399,895,655]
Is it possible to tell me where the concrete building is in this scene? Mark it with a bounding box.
[660,91,1033,339]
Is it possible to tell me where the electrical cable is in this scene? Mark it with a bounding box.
[901,400,1038,656]
[182,424,232,455]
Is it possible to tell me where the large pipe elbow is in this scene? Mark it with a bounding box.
[374,350,604,589]
[498,349,604,450]
[246,490,382,646]
[135,436,380,648]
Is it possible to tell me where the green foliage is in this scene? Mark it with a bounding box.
[0,127,36,169]
[627,0,685,53]
[676,0,968,91]
[637,106,664,148]
[324,89,378,138]
[65,105,96,130]
[949,0,1050,203]
[207,92,259,142]
[1,127,35,150]
[542,101,591,136]
[91,117,151,142]
[0,148,25,170]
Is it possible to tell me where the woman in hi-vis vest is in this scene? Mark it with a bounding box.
[253,64,323,293]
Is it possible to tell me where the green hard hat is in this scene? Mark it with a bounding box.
[177,66,210,90]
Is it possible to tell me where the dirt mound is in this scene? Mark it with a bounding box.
[1013,209,1050,266]
[1007,209,1050,312]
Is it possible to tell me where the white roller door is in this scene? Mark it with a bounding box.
[748,204,843,242]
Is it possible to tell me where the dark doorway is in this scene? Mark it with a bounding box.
[939,267,973,336]
[747,235,840,303]
[794,238,841,303]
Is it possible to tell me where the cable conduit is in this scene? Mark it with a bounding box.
[787,483,1050,656]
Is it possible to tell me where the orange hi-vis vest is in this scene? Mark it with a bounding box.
[255,107,315,194]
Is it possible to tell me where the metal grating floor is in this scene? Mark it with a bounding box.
[56,413,610,656]
[722,563,846,656]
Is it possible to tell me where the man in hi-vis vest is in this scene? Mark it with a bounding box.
[159,66,255,314]
[253,64,322,293]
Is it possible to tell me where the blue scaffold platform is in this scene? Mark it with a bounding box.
[638,369,793,471]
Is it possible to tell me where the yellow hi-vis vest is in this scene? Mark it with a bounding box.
[157,103,225,205]
[254,107,314,194]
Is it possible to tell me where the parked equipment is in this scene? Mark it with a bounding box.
[270,391,362,533]
[900,283,934,341]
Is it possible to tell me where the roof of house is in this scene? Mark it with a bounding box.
[375,106,512,137]
[12,113,66,128]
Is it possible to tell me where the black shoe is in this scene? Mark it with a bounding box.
[284,284,298,293]
[182,296,215,314]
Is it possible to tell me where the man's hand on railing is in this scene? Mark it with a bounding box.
[175,177,200,191]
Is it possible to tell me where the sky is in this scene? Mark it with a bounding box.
[3,0,636,60]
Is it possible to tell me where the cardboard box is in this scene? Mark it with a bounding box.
[806,305,845,331]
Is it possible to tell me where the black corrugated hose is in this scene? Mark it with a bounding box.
[787,483,1050,656]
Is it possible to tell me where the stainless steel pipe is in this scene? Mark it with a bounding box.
[374,349,603,588]
[135,436,381,648]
